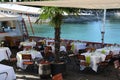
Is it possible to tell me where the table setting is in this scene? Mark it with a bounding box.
[0,47,12,61]
[0,64,16,80]
[80,51,106,72]
[16,49,43,69]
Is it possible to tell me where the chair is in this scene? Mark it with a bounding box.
[21,54,34,65]
[0,72,8,80]
[77,54,90,67]
[85,47,96,52]
[52,73,63,80]
[97,54,112,73]
[35,42,45,57]
[114,60,120,69]
[72,55,81,70]
[66,41,72,51]
[114,60,120,79]
[48,41,54,45]
[74,54,90,71]
[36,41,44,50]
[5,50,17,66]
[44,46,52,54]
[5,36,23,47]
[97,54,112,66]
[23,46,32,51]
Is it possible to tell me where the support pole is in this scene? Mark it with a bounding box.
[27,13,34,35]
[101,9,106,47]
[22,18,29,40]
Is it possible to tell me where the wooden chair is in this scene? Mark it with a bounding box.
[48,42,54,45]
[114,60,120,69]
[97,54,112,73]
[74,54,90,71]
[97,54,112,66]
[5,50,17,66]
[66,45,71,51]
[66,41,72,51]
[22,54,34,65]
[52,73,63,80]
[114,60,120,79]
[36,41,43,47]
[0,72,8,80]
[77,54,90,66]
[85,47,96,52]
[66,43,74,55]
[23,46,32,51]
[5,36,23,47]
[44,46,52,54]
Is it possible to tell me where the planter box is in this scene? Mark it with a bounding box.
[51,62,66,76]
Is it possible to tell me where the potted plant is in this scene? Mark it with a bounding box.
[37,6,80,76]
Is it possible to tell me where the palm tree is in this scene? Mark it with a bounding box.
[39,6,79,62]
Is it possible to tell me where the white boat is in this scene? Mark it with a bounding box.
[0,12,24,44]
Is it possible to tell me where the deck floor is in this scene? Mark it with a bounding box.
[9,48,120,80]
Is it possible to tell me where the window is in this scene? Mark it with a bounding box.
[0,21,15,33]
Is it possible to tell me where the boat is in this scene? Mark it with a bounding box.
[0,12,26,47]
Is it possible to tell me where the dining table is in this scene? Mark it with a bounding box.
[19,40,36,48]
[0,64,16,80]
[79,46,120,72]
[16,49,43,69]
[0,47,12,61]
[80,52,106,72]
[48,45,66,53]
[96,46,120,55]
[46,39,54,46]
[71,41,86,54]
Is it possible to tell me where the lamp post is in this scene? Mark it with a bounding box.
[101,31,105,47]
[101,9,106,47]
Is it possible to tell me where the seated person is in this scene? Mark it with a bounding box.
[44,52,55,62]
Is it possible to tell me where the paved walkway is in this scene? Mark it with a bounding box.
[15,62,119,80]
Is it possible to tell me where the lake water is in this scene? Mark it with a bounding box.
[27,19,120,44]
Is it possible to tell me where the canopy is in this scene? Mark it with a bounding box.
[0,3,40,14]
[10,0,120,9]
[0,12,21,21]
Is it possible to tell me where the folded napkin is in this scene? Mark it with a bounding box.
[101,49,106,54]
[71,43,75,51]
[86,56,91,64]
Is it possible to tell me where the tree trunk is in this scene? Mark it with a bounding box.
[54,25,61,62]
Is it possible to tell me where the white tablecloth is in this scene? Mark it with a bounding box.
[71,42,86,54]
[16,50,43,69]
[20,41,36,47]
[96,46,120,55]
[0,47,12,61]
[0,64,16,80]
[46,39,54,46]
[81,52,106,72]
[50,45,66,53]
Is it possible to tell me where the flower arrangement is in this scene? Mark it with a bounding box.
[101,49,106,54]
